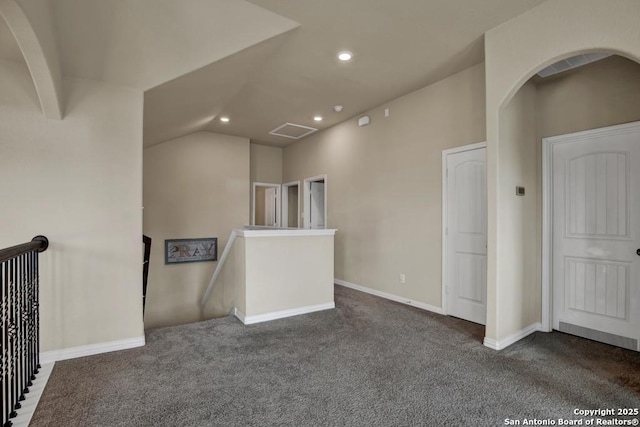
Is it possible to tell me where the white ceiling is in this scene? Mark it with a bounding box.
[52,0,299,91]
[145,0,547,147]
[1,0,549,147]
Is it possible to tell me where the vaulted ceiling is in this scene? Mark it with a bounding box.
[0,0,549,147]
[146,0,547,147]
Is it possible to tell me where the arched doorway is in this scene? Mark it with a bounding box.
[500,54,640,350]
[483,0,640,350]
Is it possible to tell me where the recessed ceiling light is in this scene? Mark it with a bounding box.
[337,51,353,61]
[314,116,323,122]
[220,116,230,123]
[333,105,344,112]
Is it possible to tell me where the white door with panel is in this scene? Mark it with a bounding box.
[445,147,487,325]
[551,123,640,351]
[265,187,277,227]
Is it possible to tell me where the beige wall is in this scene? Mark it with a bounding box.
[283,63,486,308]
[0,59,144,352]
[496,81,539,337]
[250,143,282,225]
[250,143,283,184]
[242,234,334,316]
[143,131,250,329]
[485,0,640,342]
[536,56,640,138]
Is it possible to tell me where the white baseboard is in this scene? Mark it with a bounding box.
[335,279,444,315]
[483,322,542,350]
[40,336,146,364]
[234,302,335,325]
[11,362,55,427]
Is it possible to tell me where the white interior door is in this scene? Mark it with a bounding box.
[445,147,487,325]
[552,123,639,351]
[309,181,325,229]
[265,187,277,227]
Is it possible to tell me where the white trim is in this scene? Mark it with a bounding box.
[281,180,301,228]
[233,307,246,323]
[441,142,487,317]
[40,336,145,364]
[543,120,640,145]
[541,137,553,332]
[233,303,335,325]
[442,149,448,315]
[442,141,487,156]
[236,228,336,237]
[335,279,444,315]
[303,174,328,229]
[251,182,281,227]
[11,362,54,427]
[483,323,542,350]
[541,121,640,334]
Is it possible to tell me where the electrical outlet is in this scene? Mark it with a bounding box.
[400,273,406,284]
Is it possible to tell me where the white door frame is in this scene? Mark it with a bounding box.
[252,182,281,227]
[541,120,640,333]
[281,180,300,228]
[441,141,486,315]
[303,174,327,229]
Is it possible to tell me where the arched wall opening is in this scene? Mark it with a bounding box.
[495,54,640,349]
[483,0,640,349]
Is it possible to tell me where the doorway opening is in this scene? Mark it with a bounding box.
[252,182,280,227]
[281,181,300,228]
[303,175,327,229]
[500,53,640,351]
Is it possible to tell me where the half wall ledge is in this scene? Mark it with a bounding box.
[231,227,337,324]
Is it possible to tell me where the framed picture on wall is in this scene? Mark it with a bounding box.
[165,237,217,264]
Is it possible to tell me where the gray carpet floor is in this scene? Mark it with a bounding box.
[31,285,640,426]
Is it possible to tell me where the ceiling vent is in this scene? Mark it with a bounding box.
[269,123,318,140]
[537,53,611,78]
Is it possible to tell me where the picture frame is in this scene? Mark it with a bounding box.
[165,237,217,264]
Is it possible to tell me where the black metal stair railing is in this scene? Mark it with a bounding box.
[0,236,48,427]
[142,235,151,314]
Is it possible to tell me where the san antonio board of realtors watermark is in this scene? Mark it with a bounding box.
[165,237,217,264]
[504,408,639,426]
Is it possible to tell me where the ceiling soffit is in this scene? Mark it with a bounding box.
[141,0,547,146]
[144,31,296,147]
[52,0,299,90]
